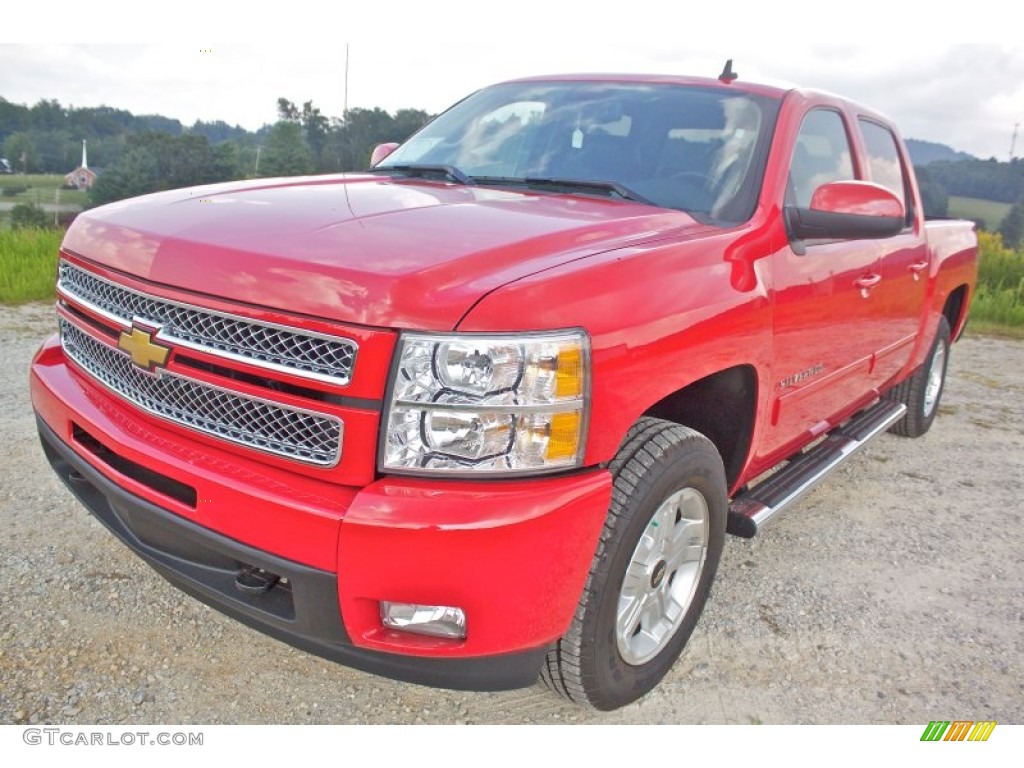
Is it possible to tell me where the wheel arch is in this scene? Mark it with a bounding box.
[642,364,758,490]
[942,283,970,342]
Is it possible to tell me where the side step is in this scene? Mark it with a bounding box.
[727,399,906,538]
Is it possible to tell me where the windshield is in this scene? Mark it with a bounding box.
[377,81,781,223]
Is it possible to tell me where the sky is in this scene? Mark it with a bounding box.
[2,3,1022,160]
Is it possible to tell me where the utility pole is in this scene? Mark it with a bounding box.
[1011,123,1020,162]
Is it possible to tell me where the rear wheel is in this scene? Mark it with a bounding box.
[541,417,727,710]
[886,316,951,438]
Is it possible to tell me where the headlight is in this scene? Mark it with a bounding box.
[380,330,590,475]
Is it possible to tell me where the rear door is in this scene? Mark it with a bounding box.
[855,117,929,388]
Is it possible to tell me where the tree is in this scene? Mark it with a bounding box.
[927,157,1024,204]
[10,202,50,229]
[89,131,238,206]
[259,121,313,177]
[338,107,396,170]
[998,197,1024,249]
[275,98,333,172]
[3,132,37,173]
[33,129,76,171]
[30,99,65,132]
[301,101,330,171]
[191,119,250,144]
[0,97,29,144]
[393,109,431,141]
[914,165,948,219]
[277,98,300,122]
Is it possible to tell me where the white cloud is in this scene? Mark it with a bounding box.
[2,5,1022,158]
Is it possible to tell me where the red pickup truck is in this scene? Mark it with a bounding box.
[31,72,978,710]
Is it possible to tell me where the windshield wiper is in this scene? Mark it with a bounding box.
[518,177,655,205]
[474,176,655,204]
[371,164,474,186]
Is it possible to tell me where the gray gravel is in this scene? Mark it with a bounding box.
[2,301,1022,725]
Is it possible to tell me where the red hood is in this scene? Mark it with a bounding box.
[64,174,710,330]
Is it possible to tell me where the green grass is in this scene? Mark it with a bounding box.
[0,228,63,304]
[948,196,1012,231]
[0,174,88,206]
[968,231,1024,332]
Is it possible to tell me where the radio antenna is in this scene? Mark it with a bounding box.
[718,59,738,84]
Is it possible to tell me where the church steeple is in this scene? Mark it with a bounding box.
[81,139,88,170]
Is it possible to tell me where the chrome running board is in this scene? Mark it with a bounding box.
[727,400,907,538]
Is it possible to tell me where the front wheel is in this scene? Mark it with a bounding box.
[541,418,727,710]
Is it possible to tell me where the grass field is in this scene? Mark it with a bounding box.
[0,174,89,207]
[967,231,1024,334]
[948,196,1011,231]
[0,228,62,304]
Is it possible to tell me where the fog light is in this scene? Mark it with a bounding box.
[380,602,467,639]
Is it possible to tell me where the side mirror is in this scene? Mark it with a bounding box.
[369,142,400,167]
[785,180,905,241]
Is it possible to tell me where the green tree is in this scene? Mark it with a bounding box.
[338,107,396,170]
[34,129,76,171]
[998,197,1024,249]
[914,165,948,219]
[928,157,1024,203]
[191,119,250,144]
[10,202,50,229]
[0,97,29,144]
[3,132,37,173]
[89,131,238,206]
[277,98,300,122]
[30,99,65,132]
[84,135,125,169]
[259,121,313,177]
[392,109,430,141]
[275,98,333,172]
[301,101,330,171]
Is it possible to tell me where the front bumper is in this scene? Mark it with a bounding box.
[31,335,612,691]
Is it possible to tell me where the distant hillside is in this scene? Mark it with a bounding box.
[927,158,1024,204]
[906,138,976,166]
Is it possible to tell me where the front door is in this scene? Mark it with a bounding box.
[764,108,883,461]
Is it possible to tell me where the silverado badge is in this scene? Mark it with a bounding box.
[118,326,171,372]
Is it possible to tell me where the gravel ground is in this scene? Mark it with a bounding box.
[2,301,1022,725]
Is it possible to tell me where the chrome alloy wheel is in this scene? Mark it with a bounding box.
[923,341,946,418]
[616,487,709,666]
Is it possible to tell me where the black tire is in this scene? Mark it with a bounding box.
[541,417,727,710]
[885,316,951,438]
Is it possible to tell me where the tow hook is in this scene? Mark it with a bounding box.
[235,565,280,595]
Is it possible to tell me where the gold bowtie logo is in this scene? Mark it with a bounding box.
[118,326,171,372]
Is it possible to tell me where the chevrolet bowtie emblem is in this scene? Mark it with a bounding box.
[118,326,171,372]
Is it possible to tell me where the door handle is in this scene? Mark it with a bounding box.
[908,261,929,281]
[855,273,881,298]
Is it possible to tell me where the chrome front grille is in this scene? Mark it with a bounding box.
[60,318,343,466]
[57,261,357,385]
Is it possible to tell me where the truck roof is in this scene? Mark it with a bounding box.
[502,73,793,100]
[499,73,890,124]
